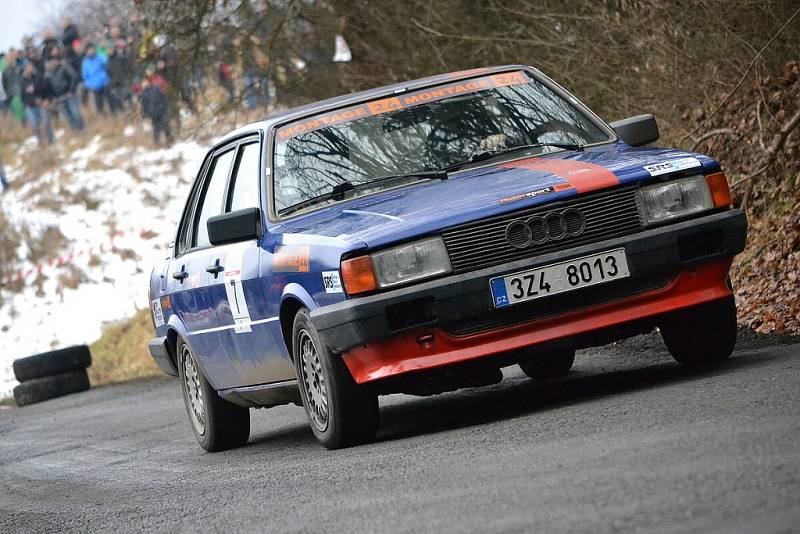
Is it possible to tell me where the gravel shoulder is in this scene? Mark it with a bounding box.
[1,332,798,533]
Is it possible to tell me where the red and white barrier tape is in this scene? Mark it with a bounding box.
[0,226,158,287]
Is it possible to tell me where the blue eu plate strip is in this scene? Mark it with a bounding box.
[490,277,510,308]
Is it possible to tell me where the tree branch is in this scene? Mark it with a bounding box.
[690,128,734,151]
[679,5,800,143]
[730,107,800,189]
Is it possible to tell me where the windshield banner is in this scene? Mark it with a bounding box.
[275,70,529,142]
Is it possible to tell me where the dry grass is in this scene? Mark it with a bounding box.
[88,308,161,385]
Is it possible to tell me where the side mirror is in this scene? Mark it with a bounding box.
[609,114,659,146]
[207,207,263,246]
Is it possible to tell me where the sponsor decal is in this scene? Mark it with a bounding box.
[273,246,311,272]
[322,271,343,293]
[498,182,574,204]
[499,186,556,204]
[643,157,702,177]
[501,158,619,194]
[224,251,252,334]
[275,71,529,141]
[151,299,165,327]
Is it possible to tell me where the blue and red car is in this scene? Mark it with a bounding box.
[148,65,747,451]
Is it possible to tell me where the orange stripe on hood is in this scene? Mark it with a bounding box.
[501,157,619,194]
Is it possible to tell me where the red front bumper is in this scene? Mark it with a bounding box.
[343,259,733,384]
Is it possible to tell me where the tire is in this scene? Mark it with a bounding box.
[13,370,90,406]
[177,339,250,452]
[293,308,379,449]
[13,345,92,382]
[660,295,737,369]
[518,348,576,380]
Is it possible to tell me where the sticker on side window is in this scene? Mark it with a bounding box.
[643,157,701,177]
[322,271,343,293]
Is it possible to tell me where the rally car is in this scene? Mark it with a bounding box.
[148,65,747,451]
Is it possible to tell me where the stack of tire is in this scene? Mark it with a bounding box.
[12,345,92,406]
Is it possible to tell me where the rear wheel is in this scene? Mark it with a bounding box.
[660,296,737,369]
[177,340,250,452]
[518,348,576,380]
[293,308,379,449]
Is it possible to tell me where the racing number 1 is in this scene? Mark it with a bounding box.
[229,279,241,315]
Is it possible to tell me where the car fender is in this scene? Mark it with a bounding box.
[164,313,199,374]
[280,282,318,312]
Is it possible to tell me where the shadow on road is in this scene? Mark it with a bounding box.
[375,351,774,444]
[245,349,780,450]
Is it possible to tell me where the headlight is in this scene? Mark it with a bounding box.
[373,236,452,288]
[638,176,713,225]
[341,236,452,295]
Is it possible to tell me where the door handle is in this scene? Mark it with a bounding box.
[206,264,224,275]
[172,270,188,281]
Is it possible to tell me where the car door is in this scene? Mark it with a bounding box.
[204,137,296,387]
[168,145,241,389]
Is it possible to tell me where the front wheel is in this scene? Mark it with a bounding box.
[660,296,737,369]
[293,308,379,449]
[177,339,250,452]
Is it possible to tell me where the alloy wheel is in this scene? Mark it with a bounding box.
[298,329,329,432]
[181,345,206,436]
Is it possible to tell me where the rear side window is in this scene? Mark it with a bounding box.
[194,149,235,247]
[228,142,261,212]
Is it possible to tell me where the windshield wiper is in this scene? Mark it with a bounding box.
[442,142,585,173]
[277,170,448,216]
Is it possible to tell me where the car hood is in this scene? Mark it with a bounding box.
[271,142,721,250]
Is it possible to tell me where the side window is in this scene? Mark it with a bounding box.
[228,142,262,212]
[194,149,235,248]
[176,152,213,255]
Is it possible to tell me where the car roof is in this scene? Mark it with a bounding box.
[214,64,534,147]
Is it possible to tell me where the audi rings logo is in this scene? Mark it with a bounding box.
[505,209,586,249]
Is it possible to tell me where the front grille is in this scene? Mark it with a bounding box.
[442,185,643,273]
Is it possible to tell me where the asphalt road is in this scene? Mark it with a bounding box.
[1,335,798,533]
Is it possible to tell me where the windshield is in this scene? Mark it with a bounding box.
[273,70,611,215]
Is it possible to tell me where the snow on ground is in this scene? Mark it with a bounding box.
[0,133,206,397]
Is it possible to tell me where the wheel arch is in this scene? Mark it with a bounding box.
[164,314,191,375]
[279,283,318,361]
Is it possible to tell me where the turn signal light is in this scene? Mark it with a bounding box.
[706,172,732,208]
[341,256,378,295]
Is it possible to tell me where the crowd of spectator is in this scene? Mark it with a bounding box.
[0,5,278,157]
[0,1,355,196]
[0,15,179,150]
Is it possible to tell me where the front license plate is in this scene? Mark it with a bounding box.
[490,249,630,308]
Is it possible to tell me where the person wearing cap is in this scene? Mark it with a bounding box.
[81,43,110,113]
